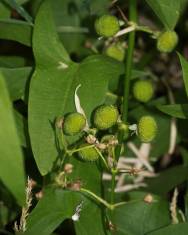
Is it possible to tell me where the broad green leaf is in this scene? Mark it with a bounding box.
[29,0,121,175]
[146,0,183,29]
[0,19,32,46]
[1,67,32,101]
[0,74,25,205]
[110,197,170,235]
[145,165,188,195]
[25,187,105,235]
[157,104,188,119]
[148,223,188,235]
[178,53,188,97]
[3,0,33,24]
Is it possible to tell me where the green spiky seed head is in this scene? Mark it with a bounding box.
[157,30,178,53]
[93,105,119,130]
[63,112,86,136]
[138,116,157,143]
[95,15,120,37]
[78,144,100,161]
[133,80,154,103]
[105,43,125,61]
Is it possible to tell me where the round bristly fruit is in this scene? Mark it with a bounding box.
[63,112,86,136]
[105,43,125,61]
[95,15,120,37]
[78,144,100,161]
[133,80,154,103]
[93,105,119,130]
[157,30,178,53]
[138,116,157,143]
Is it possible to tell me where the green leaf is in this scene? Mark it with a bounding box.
[145,165,188,195]
[178,53,188,97]
[25,187,105,235]
[0,73,25,205]
[0,2,10,18]
[0,56,26,67]
[1,67,32,101]
[3,0,33,24]
[14,111,26,147]
[29,0,121,175]
[148,223,188,235]
[0,19,32,46]
[110,197,170,235]
[157,104,188,119]
[146,0,183,29]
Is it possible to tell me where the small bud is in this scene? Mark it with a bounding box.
[96,143,107,150]
[133,80,154,103]
[105,43,125,61]
[144,194,153,203]
[63,112,86,136]
[64,163,73,174]
[93,105,119,130]
[35,190,43,200]
[95,15,120,37]
[138,116,157,143]
[67,180,82,191]
[56,117,64,129]
[86,134,97,144]
[157,30,178,53]
[78,144,100,161]
[55,171,67,187]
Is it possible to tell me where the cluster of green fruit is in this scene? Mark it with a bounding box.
[62,104,157,162]
[94,14,178,60]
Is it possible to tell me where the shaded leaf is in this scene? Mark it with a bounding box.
[178,53,188,97]
[148,223,188,235]
[110,197,170,235]
[0,73,25,205]
[157,104,188,119]
[146,0,183,29]
[1,67,32,101]
[0,19,32,46]
[145,165,188,195]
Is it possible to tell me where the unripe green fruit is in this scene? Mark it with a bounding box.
[138,116,157,143]
[157,30,178,53]
[105,43,125,61]
[78,144,99,161]
[133,80,154,103]
[63,112,86,136]
[95,15,120,37]
[93,105,119,130]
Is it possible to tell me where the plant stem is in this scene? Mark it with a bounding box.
[122,0,137,122]
[80,188,113,210]
[66,144,95,155]
[110,169,116,204]
[115,0,137,161]
[111,0,137,217]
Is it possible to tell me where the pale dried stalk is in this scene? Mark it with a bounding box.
[127,142,153,172]
[14,177,33,232]
[115,182,146,193]
[170,188,179,224]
